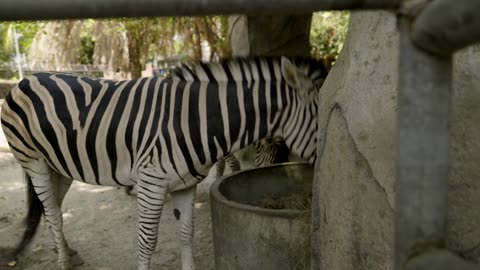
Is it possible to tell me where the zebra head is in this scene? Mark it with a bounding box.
[277,56,327,164]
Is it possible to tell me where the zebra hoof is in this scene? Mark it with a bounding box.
[124,185,137,196]
[53,247,83,266]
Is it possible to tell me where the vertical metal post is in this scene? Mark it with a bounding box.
[395,18,452,270]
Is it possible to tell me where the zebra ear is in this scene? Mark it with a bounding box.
[281,57,301,89]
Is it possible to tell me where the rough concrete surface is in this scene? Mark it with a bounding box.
[313,10,480,270]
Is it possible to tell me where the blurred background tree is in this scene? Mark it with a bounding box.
[0,12,348,80]
[1,22,42,62]
[310,11,350,68]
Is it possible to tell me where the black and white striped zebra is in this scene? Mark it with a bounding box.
[214,153,241,178]
[0,56,327,270]
[215,137,289,179]
[253,136,290,166]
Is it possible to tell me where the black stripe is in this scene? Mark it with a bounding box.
[286,99,305,144]
[18,77,70,177]
[161,81,185,183]
[136,78,156,151]
[271,82,289,135]
[267,60,279,124]
[106,80,137,185]
[188,81,205,164]
[200,62,216,81]
[8,142,34,159]
[172,80,201,178]
[255,59,268,139]
[240,80,256,148]
[297,105,316,152]
[155,141,167,174]
[55,74,90,128]
[85,78,120,184]
[125,79,147,170]
[206,81,227,163]
[140,78,164,158]
[37,73,84,180]
[0,118,35,152]
[226,80,240,147]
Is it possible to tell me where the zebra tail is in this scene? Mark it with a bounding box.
[14,172,44,257]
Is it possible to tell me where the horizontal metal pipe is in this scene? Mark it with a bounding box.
[0,0,400,21]
[411,0,480,56]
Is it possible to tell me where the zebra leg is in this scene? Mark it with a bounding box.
[136,176,168,270]
[215,158,226,179]
[171,186,197,270]
[26,162,72,270]
[50,171,83,264]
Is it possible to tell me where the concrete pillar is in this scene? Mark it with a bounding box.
[229,15,312,57]
[312,11,480,270]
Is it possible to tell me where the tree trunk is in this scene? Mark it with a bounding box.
[126,31,142,79]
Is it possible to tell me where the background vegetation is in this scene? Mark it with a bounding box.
[0,12,349,80]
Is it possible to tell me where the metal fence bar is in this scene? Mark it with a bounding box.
[410,0,480,56]
[0,0,400,21]
[395,18,452,270]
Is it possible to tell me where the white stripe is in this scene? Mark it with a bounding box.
[198,81,210,164]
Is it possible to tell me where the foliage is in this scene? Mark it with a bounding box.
[1,17,231,79]
[108,16,231,78]
[151,16,231,61]
[0,21,43,62]
[79,20,96,65]
[310,11,350,60]
[1,14,349,79]
[0,24,9,62]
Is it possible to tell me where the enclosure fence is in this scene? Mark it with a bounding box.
[1,0,479,269]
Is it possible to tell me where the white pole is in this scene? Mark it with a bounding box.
[13,27,23,80]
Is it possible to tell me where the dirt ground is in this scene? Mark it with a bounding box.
[0,148,240,270]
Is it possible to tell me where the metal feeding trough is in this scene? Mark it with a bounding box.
[210,162,314,270]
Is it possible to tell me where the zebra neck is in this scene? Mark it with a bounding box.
[278,101,318,164]
[180,81,290,166]
[222,80,291,158]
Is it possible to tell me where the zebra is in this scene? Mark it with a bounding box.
[252,136,290,165]
[215,136,289,179]
[214,152,241,179]
[0,56,327,270]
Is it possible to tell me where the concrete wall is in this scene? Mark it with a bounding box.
[312,11,480,269]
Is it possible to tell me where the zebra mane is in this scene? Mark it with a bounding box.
[170,57,326,82]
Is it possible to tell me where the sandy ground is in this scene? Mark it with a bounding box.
[0,101,252,270]
[0,148,228,270]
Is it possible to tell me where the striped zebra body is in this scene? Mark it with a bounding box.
[1,57,327,270]
[215,137,289,179]
[215,153,241,179]
[253,136,289,166]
